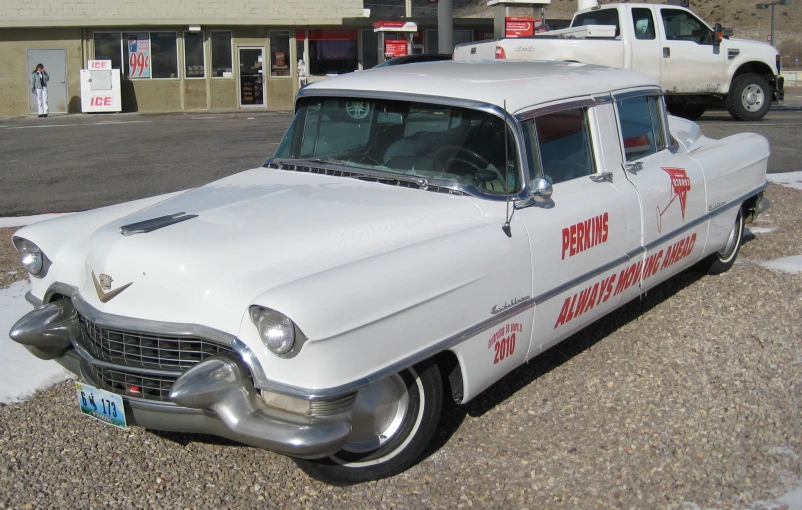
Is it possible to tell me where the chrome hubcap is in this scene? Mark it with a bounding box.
[719,214,740,258]
[345,100,370,119]
[343,374,409,453]
[741,85,764,112]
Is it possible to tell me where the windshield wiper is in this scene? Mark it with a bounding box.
[267,158,431,190]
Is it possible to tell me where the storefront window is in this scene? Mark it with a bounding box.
[211,31,233,78]
[151,32,178,78]
[306,29,358,76]
[361,30,377,69]
[184,32,205,78]
[94,33,122,70]
[269,31,290,77]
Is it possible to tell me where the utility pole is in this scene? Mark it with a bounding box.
[438,0,453,54]
[755,0,792,47]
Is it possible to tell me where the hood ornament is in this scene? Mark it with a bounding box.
[92,272,132,303]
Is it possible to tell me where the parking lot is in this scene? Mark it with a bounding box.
[1,99,801,508]
[1,98,802,216]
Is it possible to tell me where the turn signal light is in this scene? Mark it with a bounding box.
[495,46,506,59]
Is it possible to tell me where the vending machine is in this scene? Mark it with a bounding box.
[80,60,122,113]
[374,21,419,64]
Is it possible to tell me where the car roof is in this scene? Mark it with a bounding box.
[303,60,658,114]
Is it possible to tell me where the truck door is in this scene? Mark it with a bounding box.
[613,92,708,290]
[657,8,727,93]
[516,102,642,356]
[628,7,661,84]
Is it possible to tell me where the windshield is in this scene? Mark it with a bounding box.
[273,98,521,195]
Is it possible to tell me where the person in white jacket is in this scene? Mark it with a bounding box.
[30,64,49,117]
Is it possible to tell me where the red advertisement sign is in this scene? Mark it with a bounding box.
[475,30,495,41]
[384,40,408,58]
[505,16,534,38]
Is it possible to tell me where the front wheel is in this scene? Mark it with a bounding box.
[699,208,744,275]
[294,359,443,485]
[726,73,772,121]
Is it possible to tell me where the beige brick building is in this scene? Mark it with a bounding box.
[1,0,558,116]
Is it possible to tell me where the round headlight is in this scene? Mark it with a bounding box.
[13,238,44,275]
[250,307,296,355]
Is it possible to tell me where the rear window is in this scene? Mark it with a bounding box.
[572,9,620,36]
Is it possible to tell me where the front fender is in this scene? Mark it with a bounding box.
[239,214,533,396]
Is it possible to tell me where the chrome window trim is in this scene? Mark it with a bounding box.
[611,87,663,101]
[291,89,532,202]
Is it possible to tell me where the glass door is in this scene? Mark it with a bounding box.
[238,47,265,106]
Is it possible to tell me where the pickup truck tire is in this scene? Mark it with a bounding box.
[726,74,771,121]
[700,208,744,275]
[666,104,706,121]
[294,360,443,485]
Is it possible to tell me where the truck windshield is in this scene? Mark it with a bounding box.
[273,97,520,195]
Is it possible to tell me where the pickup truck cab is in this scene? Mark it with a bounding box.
[454,3,784,121]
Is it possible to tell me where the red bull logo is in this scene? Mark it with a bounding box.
[657,167,691,232]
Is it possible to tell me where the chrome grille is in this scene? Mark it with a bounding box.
[78,314,234,371]
[88,364,175,402]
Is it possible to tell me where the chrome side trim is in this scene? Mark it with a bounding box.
[532,248,644,305]
[643,183,767,252]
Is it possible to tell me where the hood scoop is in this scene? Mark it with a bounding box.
[119,212,198,236]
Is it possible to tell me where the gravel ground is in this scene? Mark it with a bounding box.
[0,228,25,289]
[0,184,800,509]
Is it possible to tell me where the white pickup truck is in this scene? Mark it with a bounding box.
[454,2,784,121]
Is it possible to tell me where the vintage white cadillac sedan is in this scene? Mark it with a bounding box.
[10,61,770,485]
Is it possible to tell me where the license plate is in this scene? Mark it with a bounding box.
[75,382,127,430]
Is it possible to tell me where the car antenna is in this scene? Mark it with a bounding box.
[502,99,513,238]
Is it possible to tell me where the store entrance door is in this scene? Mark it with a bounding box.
[27,49,68,114]
[238,47,265,107]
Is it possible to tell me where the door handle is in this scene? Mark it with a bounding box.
[590,172,613,182]
[623,162,643,173]
[663,47,670,58]
[60,81,66,84]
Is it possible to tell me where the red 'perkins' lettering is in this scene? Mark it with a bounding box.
[553,232,698,330]
[561,212,609,260]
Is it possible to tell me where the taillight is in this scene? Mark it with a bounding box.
[495,46,506,59]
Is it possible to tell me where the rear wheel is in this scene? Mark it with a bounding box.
[294,359,443,485]
[700,208,744,275]
[726,73,771,121]
[667,103,707,121]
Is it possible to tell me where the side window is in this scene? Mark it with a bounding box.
[660,8,713,44]
[631,8,656,40]
[526,108,596,185]
[616,95,667,161]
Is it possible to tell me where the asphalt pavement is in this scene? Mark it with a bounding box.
[1,100,801,216]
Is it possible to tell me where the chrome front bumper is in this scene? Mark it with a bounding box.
[9,300,353,459]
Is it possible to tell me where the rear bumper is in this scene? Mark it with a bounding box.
[11,301,353,460]
[775,76,785,104]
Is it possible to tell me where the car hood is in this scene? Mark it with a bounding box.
[78,167,487,333]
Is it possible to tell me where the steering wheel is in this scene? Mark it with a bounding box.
[433,145,492,176]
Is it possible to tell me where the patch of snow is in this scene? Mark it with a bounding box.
[0,212,73,228]
[746,226,777,235]
[755,255,802,275]
[770,446,801,460]
[767,171,802,191]
[778,486,802,510]
[0,280,72,404]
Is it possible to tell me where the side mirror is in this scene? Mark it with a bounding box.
[515,177,553,209]
[713,23,724,46]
